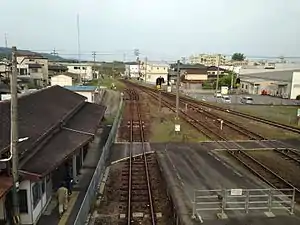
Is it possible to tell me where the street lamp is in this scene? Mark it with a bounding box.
[0,137,29,162]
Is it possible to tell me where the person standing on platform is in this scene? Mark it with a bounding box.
[57,182,68,218]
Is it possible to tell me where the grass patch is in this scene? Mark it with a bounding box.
[86,76,126,91]
[230,105,299,127]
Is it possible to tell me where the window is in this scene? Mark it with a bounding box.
[32,183,41,208]
[82,67,86,70]
[19,190,28,213]
[245,85,248,89]
[20,68,27,75]
[74,66,79,69]
[242,84,244,88]
[157,67,159,70]
[31,68,38,73]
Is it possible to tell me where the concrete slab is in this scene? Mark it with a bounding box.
[110,142,153,163]
[216,212,228,219]
[132,212,144,218]
[264,212,275,218]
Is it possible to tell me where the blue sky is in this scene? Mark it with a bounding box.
[1,0,300,61]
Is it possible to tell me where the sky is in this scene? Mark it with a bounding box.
[1,0,300,61]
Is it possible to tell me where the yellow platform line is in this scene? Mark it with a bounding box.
[58,191,80,225]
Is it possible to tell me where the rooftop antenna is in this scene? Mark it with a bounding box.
[77,13,82,83]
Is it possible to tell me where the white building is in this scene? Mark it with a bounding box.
[240,71,300,99]
[64,85,98,102]
[125,64,139,78]
[16,54,49,87]
[50,74,73,87]
[60,63,95,81]
[140,62,169,84]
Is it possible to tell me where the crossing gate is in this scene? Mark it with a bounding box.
[192,188,296,218]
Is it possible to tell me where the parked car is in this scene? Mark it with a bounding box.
[214,92,222,98]
[241,96,253,104]
[222,95,231,103]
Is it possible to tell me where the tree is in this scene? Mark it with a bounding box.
[231,53,245,61]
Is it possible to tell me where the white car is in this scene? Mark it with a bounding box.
[222,95,231,103]
[214,92,222,98]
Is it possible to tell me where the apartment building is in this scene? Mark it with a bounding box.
[189,54,226,66]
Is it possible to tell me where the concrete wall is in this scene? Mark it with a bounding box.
[185,74,207,81]
[51,75,73,86]
[291,72,300,99]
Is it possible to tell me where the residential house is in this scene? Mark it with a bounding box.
[48,63,68,77]
[16,53,49,87]
[0,86,106,225]
[64,86,98,103]
[125,63,139,78]
[59,63,95,81]
[0,61,10,81]
[189,54,226,66]
[206,66,226,80]
[50,74,73,87]
[140,62,169,84]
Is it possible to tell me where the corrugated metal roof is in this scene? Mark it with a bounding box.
[64,85,97,92]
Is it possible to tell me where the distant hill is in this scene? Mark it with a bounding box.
[0,47,67,61]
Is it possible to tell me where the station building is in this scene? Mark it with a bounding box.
[239,70,300,99]
[0,86,106,224]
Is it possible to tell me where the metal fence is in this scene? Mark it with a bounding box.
[74,95,124,225]
[192,188,295,219]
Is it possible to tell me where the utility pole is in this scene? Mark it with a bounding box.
[176,60,180,119]
[51,48,58,57]
[92,51,96,79]
[77,14,82,83]
[215,54,221,92]
[4,33,9,59]
[11,46,20,225]
[145,57,148,83]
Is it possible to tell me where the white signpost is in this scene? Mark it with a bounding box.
[230,189,243,196]
[175,124,181,132]
[167,86,172,92]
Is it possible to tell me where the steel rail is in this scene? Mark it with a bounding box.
[134,89,156,225]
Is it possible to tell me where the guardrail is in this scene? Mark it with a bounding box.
[192,188,296,219]
[73,95,124,225]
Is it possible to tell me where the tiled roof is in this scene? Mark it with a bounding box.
[20,102,106,176]
[64,102,106,134]
[20,130,92,176]
[0,86,86,155]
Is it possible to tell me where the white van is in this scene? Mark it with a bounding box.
[241,96,253,104]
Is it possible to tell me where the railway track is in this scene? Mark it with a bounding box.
[122,81,300,203]
[121,88,156,225]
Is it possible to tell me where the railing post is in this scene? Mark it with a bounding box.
[221,189,226,214]
[245,190,249,214]
[192,190,196,219]
[268,189,272,212]
[290,188,295,215]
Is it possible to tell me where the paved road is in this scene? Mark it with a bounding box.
[187,93,300,105]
